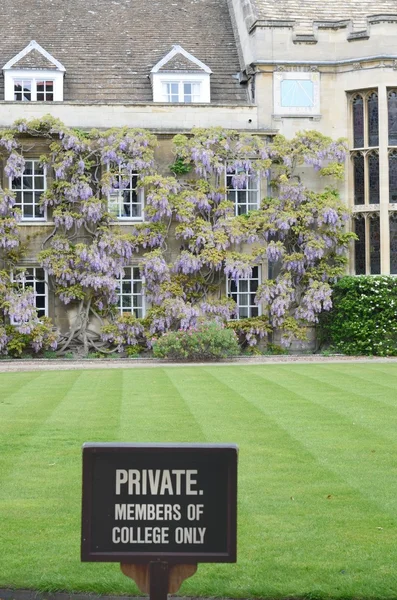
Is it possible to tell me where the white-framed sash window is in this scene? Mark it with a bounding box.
[227,266,261,318]
[10,159,47,221]
[117,266,145,318]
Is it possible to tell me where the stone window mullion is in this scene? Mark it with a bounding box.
[378,84,390,274]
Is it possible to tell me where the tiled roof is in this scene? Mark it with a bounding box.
[10,49,58,70]
[158,54,205,72]
[0,0,247,104]
[250,0,397,32]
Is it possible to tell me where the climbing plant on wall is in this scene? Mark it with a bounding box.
[0,116,352,356]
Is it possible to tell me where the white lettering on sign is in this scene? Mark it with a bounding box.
[115,503,182,521]
[112,526,170,544]
[175,527,206,544]
[115,469,202,496]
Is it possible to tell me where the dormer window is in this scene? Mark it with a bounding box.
[3,40,65,102]
[151,45,211,103]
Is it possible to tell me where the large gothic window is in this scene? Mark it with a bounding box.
[388,90,397,146]
[367,93,379,147]
[352,95,364,148]
[354,215,366,275]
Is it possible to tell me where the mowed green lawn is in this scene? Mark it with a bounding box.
[0,364,397,599]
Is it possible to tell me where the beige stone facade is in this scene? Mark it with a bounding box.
[1,0,397,333]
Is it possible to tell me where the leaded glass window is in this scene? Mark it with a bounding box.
[367,93,379,147]
[390,214,397,274]
[227,266,260,318]
[353,154,365,205]
[368,152,379,204]
[352,95,364,148]
[369,214,380,274]
[389,152,397,203]
[388,90,397,146]
[354,215,366,275]
[116,266,145,317]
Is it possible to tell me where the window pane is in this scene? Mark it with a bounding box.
[22,81,31,102]
[24,161,33,175]
[369,215,380,275]
[368,153,379,204]
[389,152,397,203]
[353,154,365,205]
[354,215,366,274]
[390,214,397,274]
[367,93,379,147]
[352,95,364,148]
[388,90,397,146]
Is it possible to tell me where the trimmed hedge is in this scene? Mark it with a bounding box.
[322,276,397,356]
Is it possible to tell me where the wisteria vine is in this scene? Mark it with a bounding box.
[0,118,353,355]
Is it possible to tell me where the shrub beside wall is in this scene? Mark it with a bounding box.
[152,322,240,360]
[323,276,397,356]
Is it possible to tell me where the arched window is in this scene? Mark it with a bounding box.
[389,151,397,203]
[352,95,364,148]
[353,154,365,205]
[354,215,366,274]
[368,152,379,204]
[388,90,397,146]
[367,93,379,147]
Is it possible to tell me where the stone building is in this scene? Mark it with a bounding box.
[0,0,397,329]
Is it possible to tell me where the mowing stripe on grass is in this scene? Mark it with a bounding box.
[0,371,42,405]
[285,364,397,443]
[0,370,82,480]
[299,363,397,410]
[118,368,206,443]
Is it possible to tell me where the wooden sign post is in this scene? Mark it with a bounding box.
[81,443,238,600]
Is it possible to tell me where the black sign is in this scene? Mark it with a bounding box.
[81,443,237,563]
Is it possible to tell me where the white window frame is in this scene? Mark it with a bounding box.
[273,71,320,117]
[227,266,262,319]
[11,267,49,320]
[117,266,146,318]
[152,73,210,103]
[108,171,144,221]
[162,80,202,103]
[226,167,261,215]
[10,159,47,221]
[4,69,64,101]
